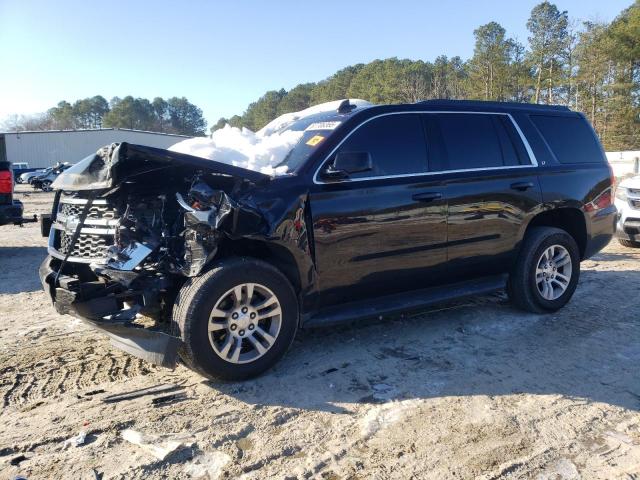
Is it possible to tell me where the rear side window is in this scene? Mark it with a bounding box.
[530,115,604,164]
[494,116,529,166]
[434,113,527,170]
[335,113,427,178]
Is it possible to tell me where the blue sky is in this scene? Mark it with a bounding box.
[0,0,632,126]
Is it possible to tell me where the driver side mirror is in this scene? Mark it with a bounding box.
[321,151,372,180]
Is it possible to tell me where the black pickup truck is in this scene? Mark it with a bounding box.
[0,161,24,226]
[39,100,616,380]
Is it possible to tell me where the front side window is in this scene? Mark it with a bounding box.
[332,114,427,179]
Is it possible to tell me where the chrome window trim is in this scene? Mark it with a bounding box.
[313,110,539,185]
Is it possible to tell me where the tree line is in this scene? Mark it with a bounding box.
[2,1,637,149]
[214,1,639,151]
[4,95,207,136]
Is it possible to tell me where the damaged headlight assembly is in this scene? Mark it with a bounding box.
[175,180,237,277]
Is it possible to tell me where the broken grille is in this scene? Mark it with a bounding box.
[59,202,117,220]
[50,195,119,262]
[58,231,113,259]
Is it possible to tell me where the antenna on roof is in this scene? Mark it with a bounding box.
[337,99,357,114]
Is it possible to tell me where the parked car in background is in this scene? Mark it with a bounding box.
[615,175,640,247]
[19,167,49,184]
[39,99,616,380]
[31,163,71,191]
[0,161,24,226]
[11,162,32,183]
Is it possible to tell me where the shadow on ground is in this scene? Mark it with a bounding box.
[204,268,640,414]
[0,246,47,294]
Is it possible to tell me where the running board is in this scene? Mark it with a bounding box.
[303,275,507,328]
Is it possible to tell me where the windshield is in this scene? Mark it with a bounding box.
[275,112,346,172]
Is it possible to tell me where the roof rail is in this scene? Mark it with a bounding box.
[415,99,571,112]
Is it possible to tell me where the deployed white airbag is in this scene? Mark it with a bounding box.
[168,99,371,175]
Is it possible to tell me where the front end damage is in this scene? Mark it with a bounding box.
[39,143,274,368]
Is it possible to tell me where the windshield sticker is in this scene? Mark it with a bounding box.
[306,135,325,146]
[305,121,341,131]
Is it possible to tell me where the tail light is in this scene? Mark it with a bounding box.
[584,166,615,212]
[0,170,12,194]
[609,164,616,194]
[584,189,613,212]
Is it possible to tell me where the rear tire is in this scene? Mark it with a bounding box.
[618,238,640,248]
[172,257,298,380]
[508,227,580,313]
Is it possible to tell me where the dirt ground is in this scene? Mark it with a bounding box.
[1,185,639,480]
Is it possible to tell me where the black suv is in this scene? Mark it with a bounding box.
[39,100,616,380]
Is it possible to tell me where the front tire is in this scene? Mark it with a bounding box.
[41,180,52,192]
[508,227,580,313]
[618,238,640,248]
[172,257,298,380]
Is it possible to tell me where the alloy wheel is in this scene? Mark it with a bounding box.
[535,244,572,301]
[208,283,282,364]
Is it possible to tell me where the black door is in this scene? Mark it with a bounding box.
[309,113,448,306]
[426,112,543,279]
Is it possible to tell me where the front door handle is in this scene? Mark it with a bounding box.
[510,181,535,191]
[412,192,443,202]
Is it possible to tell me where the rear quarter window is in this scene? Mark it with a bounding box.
[530,114,604,164]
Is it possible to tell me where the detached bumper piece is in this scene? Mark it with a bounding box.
[39,256,181,368]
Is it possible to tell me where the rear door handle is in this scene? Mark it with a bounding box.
[412,192,442,202]
[510,181,535,191]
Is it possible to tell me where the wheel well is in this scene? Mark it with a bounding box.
[219,239,302,294]
[525,208,587,258]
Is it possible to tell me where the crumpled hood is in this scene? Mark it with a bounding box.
[52,142,270,192]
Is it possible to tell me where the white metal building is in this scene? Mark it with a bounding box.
[0,128,192,168]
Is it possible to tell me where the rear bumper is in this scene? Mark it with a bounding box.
[0,200,24,226]
[39,256,181,368]
[583,204,617,258]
